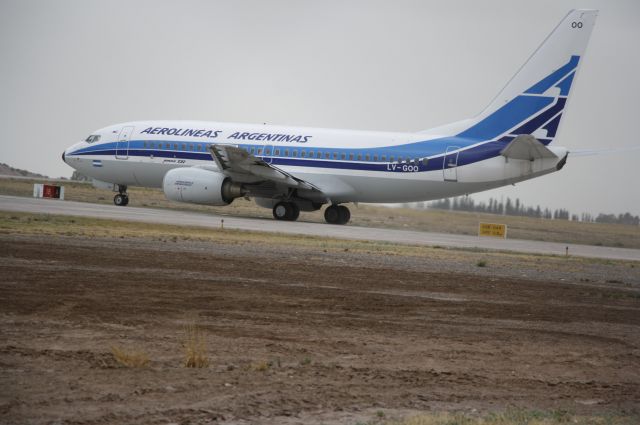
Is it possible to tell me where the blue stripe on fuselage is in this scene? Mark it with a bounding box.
[69,138,520,173]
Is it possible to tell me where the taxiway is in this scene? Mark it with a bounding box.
[1,195,638,261]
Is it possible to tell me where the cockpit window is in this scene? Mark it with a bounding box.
[85,135,101,143]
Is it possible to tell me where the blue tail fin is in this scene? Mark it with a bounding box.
[427,10,597,145]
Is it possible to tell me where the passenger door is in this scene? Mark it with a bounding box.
[116,126,134,159]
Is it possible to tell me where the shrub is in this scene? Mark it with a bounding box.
[184,323,209,368]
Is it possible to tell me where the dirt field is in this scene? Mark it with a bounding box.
[1,230,639,424]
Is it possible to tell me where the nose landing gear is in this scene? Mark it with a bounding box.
[324,205,350,225]
[113,185,129,206]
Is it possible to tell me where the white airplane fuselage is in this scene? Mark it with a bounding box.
[64,120,566,203]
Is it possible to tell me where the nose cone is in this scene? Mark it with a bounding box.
[62,150,66,163]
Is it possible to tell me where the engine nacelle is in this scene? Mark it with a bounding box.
[162,168,244,206]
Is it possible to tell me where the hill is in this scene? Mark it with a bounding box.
[0,163,48,179]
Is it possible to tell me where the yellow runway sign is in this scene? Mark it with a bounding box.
[479,222,507,238]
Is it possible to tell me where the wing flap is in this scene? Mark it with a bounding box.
[208,144,319,190]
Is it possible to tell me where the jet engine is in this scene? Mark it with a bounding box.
[162,167,244,206]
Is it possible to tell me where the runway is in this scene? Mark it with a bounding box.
[1,195,638,261]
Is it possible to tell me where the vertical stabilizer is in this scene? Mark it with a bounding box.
[426,10,598,144]
[481,10,597,118]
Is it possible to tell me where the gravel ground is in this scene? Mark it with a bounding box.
[1,234,639,424]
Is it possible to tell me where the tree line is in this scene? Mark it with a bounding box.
[418,196,640,225]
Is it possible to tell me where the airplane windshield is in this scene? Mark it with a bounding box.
[85,135,101,143]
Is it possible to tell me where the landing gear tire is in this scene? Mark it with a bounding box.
[114,194,128,206]
[272,202,300,221]
[114,185,129,206]
[324,204,350,225]
[337,205,350,223]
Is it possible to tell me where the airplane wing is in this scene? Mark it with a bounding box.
[500,135,558,160]
[207,144,320,191]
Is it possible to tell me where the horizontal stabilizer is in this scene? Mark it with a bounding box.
[500,135,558,160]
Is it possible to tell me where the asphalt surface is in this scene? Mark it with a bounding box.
[1,195,638,261]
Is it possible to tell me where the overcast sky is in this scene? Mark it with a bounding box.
[1,0,638,215]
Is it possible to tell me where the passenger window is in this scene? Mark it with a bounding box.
[357,154,362,161]
[389,156,394,162]
[341,153,346,160]
[373,155,378,161]
[285,149,289,156]
[250,147,255,154]
[181,143,186,150]
[173,143,178,150]
[349,153,354,161]
[301,151,307,158]
[165,143,170,149]
[325,152,330,159]
[150,142,155,148]
[365,154,370,161]
[292,150,298,157]
[264,148,271,155]
[257,148,263,155]
[143,141,147,148]
[316,152,321,159]
[333,152,338,159]
[275,149,280,155]
[189,144,194,151]
[381,155,386,162]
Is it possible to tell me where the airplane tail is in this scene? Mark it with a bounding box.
[427,10,598,145]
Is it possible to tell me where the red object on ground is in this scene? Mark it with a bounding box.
[42,185,61,199]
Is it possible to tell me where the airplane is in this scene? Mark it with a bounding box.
[63,9,597,225]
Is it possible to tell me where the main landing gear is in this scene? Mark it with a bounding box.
[113,185,129,206]
[272,201,351,225]
[324,204,350,225]
[272,201,300,221]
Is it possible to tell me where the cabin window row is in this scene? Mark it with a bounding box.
[246,146,428,165]
[140,141,428,165]
[142,141,205,151]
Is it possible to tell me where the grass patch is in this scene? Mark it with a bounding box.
[183,323,209,368]
[249,360,271,372]
[476,260,487,267]
[110,346,150,368]
[0,211,637,281]
[300,357,312,366]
